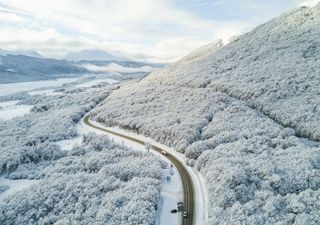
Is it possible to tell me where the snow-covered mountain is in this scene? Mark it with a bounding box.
[0,52,162,84]
[64,49,130,62]
[0,54,86,84]
[91,4,320,224]
[0,48,43,58]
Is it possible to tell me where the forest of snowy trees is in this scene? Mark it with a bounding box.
[144,4,320,143]
[0,133,164,225]
[0,87,108,175]
[0,82,166,225]
[91,4,320,225]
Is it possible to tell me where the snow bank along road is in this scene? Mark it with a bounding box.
[84,115,195,225]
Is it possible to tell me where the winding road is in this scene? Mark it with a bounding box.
[84,115,195,225]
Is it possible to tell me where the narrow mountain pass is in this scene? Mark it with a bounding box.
[83,115,196,225]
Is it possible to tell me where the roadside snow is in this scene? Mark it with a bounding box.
[0,177,38,200]
[156,166,182,225]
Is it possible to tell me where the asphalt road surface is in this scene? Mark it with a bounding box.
[84,115,195,225]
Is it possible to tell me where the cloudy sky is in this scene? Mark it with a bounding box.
[0,0,317,62]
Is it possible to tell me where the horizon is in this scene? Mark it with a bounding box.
[0,0,318,63]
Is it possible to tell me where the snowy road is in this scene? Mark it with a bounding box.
[83,115,195,225]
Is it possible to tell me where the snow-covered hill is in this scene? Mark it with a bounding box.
[91,4,320,224]
[0,54,86,84]
[0,53,162,84]
[143,4,320,142]
[0,48,43,58]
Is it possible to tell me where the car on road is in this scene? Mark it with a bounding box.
[171,209,178,213]
[161,150,167,156]
[183,211,188,218]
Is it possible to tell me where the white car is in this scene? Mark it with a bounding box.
[161,150,168,156]
[183,211,188,218]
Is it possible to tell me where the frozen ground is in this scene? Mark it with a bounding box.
[156,166,182,225]
[0,177,38,201]
[0,77,79,96]
[0,100,19,107]
[0,100,32,120]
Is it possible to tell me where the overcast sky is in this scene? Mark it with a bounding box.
[0,0,317,62]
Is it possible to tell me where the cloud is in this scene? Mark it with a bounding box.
[0,0,308,62]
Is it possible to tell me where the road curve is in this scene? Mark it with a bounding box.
[84,115,195,225]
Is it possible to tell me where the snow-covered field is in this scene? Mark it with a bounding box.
[0,77,79,96]
[28,89,62,96]
[0,103,33,120]
[0,178,38,201]
[81,62,155,73]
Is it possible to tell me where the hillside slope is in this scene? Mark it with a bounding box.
[91,4,320,225]
[143,5,320,142]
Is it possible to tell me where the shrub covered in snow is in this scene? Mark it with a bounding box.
[0,87,109,174]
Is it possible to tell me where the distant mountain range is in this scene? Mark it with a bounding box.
[0,49,163,84]
[0,54,86,84]
[0,48,43,58]
[64,49,130,62]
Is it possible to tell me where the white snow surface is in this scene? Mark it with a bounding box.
[156,166,182,225]
[0,177,38,200]
[0,101,32,120]
[0,100,19,107]
[81,63,154,73]
[0,77,79,96]
[28,89,62,96]
[299,0,320,7]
